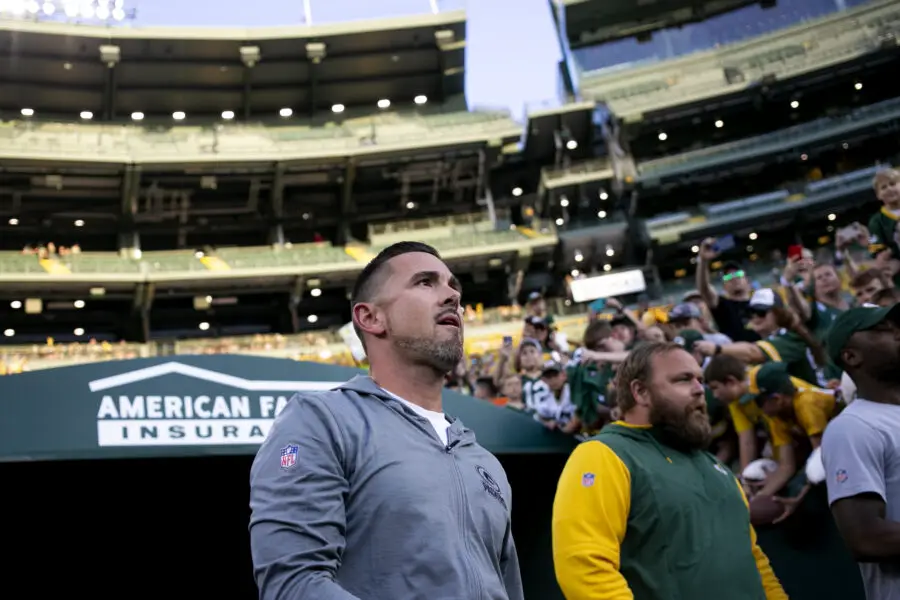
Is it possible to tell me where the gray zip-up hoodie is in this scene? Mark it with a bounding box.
[249,375,524,600]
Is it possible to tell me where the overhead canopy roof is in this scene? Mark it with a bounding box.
[0,12,466,121]
[560,0,761,48]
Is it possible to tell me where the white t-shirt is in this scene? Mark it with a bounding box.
[823,399,900,600]
[387,391,451,446]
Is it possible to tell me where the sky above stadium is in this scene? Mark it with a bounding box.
[129,0,563,122]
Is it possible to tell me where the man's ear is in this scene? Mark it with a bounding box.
[841,347,861,370]
[352,301,386,339]
[630,379,651,408]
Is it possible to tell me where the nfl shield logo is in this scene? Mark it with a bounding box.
[582,472,595,487]
[836,469,848,484]
[280,444,299,469]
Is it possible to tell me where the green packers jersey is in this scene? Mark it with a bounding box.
[868,207,900,285]
[868,207,900,258]
[566,359,614,428]
[756,330,820,386]
[521,374,551,412]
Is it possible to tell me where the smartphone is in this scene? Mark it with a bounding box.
[502,335,513,346]
[589,297,606,313]
[712,234,735,252]
[787,244,803,260]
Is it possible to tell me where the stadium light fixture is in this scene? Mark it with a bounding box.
[80,110,93,120]
[310,288,322,297]
[74,300,85,308]
[566,140,577,150]
[599,191,609,200]
[603,264,612,272]
[715,119,724,128]
[691,245,700,253]
[800,153,808,161]
[194,250,204,258]
[854,82,863,91]
[307,314,318,324]
[131,111,144,121]
[331,104,345,114]
[279,107,293,118]
[414,95,427,105]
[8,217,19,225]
[74,327,84,336]
[240,45,261,68]
[3,328,13,337]
[11,301,22,309]
[172,111,186,120]
[405,201,415,209]
[555,218,564,226]
[574,252,583,262]
[511,187,523,197]
[377,99,391,109]
[221,110,235,120]
[597,210,607,219]
[749,232,758,240]
[42,2,55,15]
[658,132,668,141]
[571,270,580,278]
[790,100,799,109]
[560,197,569,208]
[74,219,84,227]
[828,213,836,221]
[606,246,615,257]
[199,322,210,331]
[64,2,78,17]
[21,108,34,117]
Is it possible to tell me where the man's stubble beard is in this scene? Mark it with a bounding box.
[648,392,712,451]
[393,330,463,375]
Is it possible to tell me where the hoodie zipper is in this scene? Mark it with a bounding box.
[446,434,484,600]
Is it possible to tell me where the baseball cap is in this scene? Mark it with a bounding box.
[722,261,744,273]
[542,360,563,375]
[673,329,704,352]
[668,302,703,322]
[682,290,703,302]
[527,291,543,303]
[519,337,543,351]
[749,288,784,311]
[749,362,793,398]
[525,315,548,328]
[826,303,900,368]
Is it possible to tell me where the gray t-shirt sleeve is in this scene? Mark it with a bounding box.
[249,393,361,600]
[822,414,887,506]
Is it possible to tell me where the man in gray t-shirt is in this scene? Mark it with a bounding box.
[822,304,900,600]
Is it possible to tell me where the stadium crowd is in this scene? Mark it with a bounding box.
[453,166,900,524]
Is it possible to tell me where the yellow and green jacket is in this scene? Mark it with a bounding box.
[552,422,787,600]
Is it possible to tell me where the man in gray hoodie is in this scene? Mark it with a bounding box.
[249,241,524,600]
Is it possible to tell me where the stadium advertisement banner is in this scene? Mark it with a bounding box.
[0,355,574,462]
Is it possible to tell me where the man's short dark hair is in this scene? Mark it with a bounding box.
[851,268,886,289]
[582,320,612,351]
[870,287,900,306]
[703,354,745,385]
[350,241,443,346]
